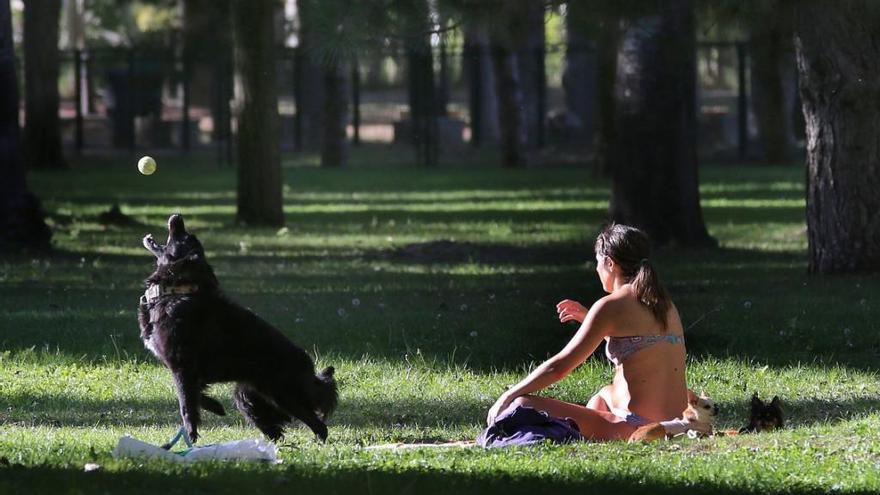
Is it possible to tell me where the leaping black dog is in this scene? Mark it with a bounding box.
[137,214,337,444]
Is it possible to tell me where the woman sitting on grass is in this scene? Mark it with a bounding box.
[486,224,691,441]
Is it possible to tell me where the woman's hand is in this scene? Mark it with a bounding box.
[556,299,587,324]
[486,393,515,426]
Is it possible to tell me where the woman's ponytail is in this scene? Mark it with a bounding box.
[595,224,672,330]
[630,258,671,330]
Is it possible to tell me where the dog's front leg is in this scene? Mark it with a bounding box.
[172,370,202,444]
[142,234,164,258]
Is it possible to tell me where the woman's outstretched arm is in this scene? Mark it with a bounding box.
[487,297,617,424]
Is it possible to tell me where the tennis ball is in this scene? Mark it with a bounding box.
[138,156,157,175]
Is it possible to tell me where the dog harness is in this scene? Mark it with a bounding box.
[140,283,199,305]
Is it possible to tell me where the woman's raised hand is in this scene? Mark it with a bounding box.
[556,299,587,324]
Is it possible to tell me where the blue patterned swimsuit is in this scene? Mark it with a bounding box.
[602,334,685,425]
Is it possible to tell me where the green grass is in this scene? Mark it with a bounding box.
[1,152,878,494]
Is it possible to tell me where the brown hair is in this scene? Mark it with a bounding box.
[594,224,671,329]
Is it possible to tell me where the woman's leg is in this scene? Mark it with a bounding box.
[511,395,636,441]
[585,385,613,413]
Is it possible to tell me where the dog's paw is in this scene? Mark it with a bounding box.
[314,424,328,443]
[185,425,199,444]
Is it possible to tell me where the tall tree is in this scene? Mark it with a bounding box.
[23,0,66,170]
[749,14,792,164]
[321,58,349,167]
[516,1,545,149]
[490,37,527,167]
[593,14,620,177]
[183,0,232,147]
[463,27,499,145]
[295,0,326,152]
[0,0,51,251]
[561,1,597,146]
[402,0,438,166]
[486,0,535,168]
[794,1,880,273]
[608,0,714,246]
[231,0,283,226]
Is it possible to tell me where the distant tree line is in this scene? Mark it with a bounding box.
[1,0,878,275]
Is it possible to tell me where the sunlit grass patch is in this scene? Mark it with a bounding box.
[3,159,878,493]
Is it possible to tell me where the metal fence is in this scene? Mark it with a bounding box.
[40,41,758,162]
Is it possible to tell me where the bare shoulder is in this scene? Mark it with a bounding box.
[666,302,685,334]
[588,292,630,321]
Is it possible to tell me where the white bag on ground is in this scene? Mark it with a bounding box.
[113,435,278,463]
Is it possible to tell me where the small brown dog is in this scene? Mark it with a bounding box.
[628,389,718,442]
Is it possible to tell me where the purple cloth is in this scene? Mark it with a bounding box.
[476,405,584,448]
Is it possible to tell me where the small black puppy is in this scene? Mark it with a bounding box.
[137,214,337,444]
[739,394,784,433]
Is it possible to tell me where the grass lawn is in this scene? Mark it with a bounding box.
[1,151,879,494]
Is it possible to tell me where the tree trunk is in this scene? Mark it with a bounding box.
[794,2,880,273]
[562,1,597,148]
[321,59,349,167]
[295,0,325,152]
[232,0,283,226]
[516,1,545,149]
[406,45,437,166]
[184,0,232,145]
[404,0,438,167]
[23,0,66,170]
[594,15,619,177]
[490,40,527,167]
[464,27,499,145]
[608,0,713,246]
[0,0,51,251]
[749,17,791,164]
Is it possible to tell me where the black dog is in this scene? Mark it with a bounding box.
[137,214,337,444]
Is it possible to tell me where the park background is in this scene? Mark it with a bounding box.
[1,1,879,493]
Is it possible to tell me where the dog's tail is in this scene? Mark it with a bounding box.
[313,366,338,421]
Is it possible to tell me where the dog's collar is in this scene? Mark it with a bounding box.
[142,283,199,304]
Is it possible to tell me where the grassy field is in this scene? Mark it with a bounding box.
[1,152,879,494]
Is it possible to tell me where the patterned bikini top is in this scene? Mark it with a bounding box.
[605,334,684,366]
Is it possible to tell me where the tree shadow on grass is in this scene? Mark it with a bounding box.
[1,394,210,429]
[0,459,865,495]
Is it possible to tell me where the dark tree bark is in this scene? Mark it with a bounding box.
[608,0,714,246]
[490,40,527,168]
[0,0,51,251]
[295,0,325,151]
[321,59,349,167]
[406,46,438,166]
[593,15,620,177]
[231,0,283,226]
[562,1,597,147]
[464,27,499,145]
[184,0,232,145]
[794,2,880,273]
[23,0,66,170]
[516,1,545,148]
[749,16,791,164]
[403,0,438,167]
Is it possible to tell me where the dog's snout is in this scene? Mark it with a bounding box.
[168,214,185,234]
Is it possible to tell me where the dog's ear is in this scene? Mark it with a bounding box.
[687,388,698,405]
[769,396,781,408]
[751,393,763,407]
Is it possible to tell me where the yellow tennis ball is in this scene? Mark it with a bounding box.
[138,156,157,175]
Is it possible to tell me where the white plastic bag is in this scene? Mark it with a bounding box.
[113,435,278,463]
